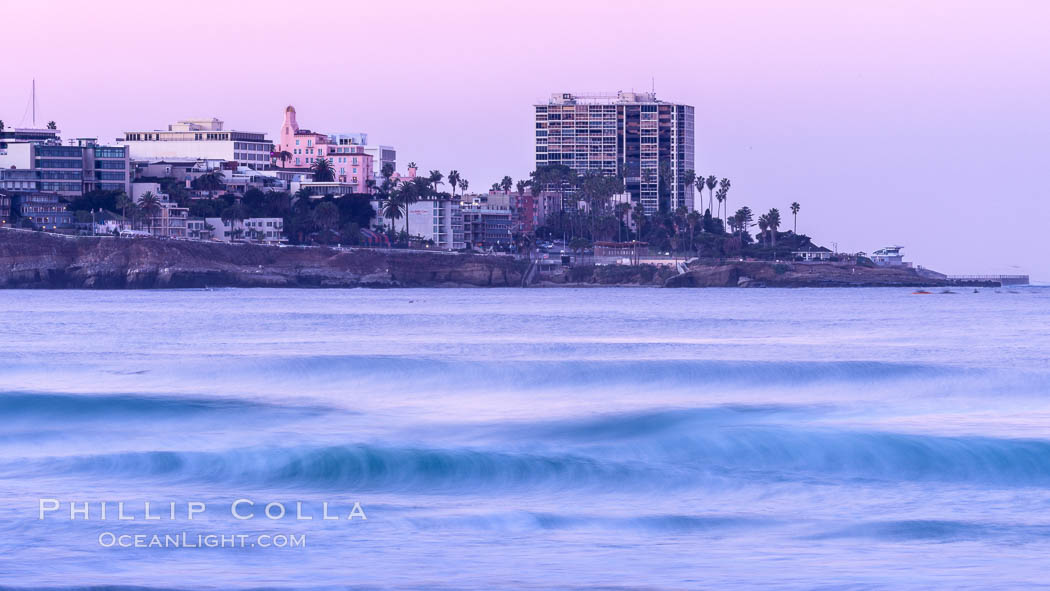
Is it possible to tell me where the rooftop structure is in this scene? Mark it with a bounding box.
[0,126,61,145]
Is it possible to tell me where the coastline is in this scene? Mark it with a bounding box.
[0,229,992,289]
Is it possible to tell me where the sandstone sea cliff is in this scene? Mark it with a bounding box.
[0,229,981,289]
[0,229,526,288]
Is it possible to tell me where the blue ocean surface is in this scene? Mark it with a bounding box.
[1,287,1049,590]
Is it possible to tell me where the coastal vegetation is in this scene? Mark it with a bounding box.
[477,164,821,261]
[51,160,821,260]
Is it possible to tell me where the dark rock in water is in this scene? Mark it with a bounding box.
[664,261,977,288]
[663,265,741,288]
[0,229,527,289]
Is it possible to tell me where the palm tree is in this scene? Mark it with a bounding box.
[220,203,247,240]
[500,176,513,193]
[790,201,800,233]
[515,179,529,227]
[631,207,647,239]
[138,191,162,235]
[312,201,340,242]
[767,208,781,247]
[459,179,469,195]
[718,178,731,222]
[670,205,685,253]
[122,202,140,230]
[615,202,631,242]
[734,206,753,238]
[428,170,444,191]
[382,195,404,235]
[448,170,460,199]
[47,121,57,130]
[115,192,132,222]
[311,158,335,182]
[705,175,717,214]
[757,214,770,247]
[693,175,705,208]
[686,210,700,253]
[0,120,5,133]
[194,170,225,194]
[396,180,424,239]
[276,151,292,167]
[682,169,696,205]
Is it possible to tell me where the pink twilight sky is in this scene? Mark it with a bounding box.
[3,0,1048,278]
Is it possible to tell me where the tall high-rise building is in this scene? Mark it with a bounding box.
[534,91,694,214]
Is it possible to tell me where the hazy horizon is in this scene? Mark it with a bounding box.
[3,0,1047,279]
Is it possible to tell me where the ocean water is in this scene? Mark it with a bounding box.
[1,287,1049,590]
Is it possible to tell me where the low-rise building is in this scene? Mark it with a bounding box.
[871,245,908,267]
[291,181,363,198]
[243,218,286,244]
[214,166,286,194]
[461,204,512,248]
[121,118,274,170]
[134,159,221,183]
[793,249,833,262]
[0,139,130,196]
[92,210,131,235]
[186,218,210,240]
[204,217,285,243]
[132,183,188,238]
[0,168,40,193]
[14,193,74,229]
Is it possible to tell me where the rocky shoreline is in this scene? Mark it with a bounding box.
[664,260,988,288]
[0,229,988,289]
[0,229,526,288]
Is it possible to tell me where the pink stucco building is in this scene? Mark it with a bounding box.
[276,106,373,193]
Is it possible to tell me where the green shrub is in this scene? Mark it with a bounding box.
[569,265,596,282]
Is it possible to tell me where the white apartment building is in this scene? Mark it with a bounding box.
[205,217,285,244]
[187,218,209,240]
[120,118,274,170]
[243,218,286,243]
[131,182,187,238]
[371,197,464,250]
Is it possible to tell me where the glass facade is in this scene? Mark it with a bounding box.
[93,147,126,159]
